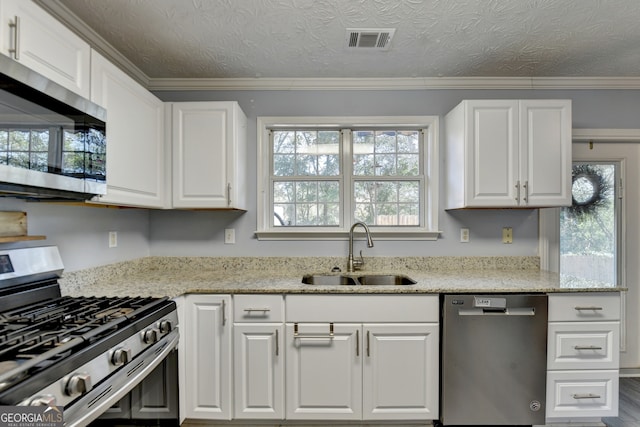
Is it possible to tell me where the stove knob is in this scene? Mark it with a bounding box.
[29,395,57,406]
[142,327,159,344]
[65,373,92,396]
[158,319,173,334]
[111,347,132,366]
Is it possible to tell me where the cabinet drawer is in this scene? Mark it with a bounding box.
[548,293,620,321]
[546,370,618,418]
[285,295,439,322]
[548,322,619,370]
[234,295,284,322]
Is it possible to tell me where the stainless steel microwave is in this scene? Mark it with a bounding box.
[0,54,106,200]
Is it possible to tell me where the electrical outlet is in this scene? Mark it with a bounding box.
[109,231,118,248]
[460,228,470,243]
[224,228,235,244]
[502,227,513,244]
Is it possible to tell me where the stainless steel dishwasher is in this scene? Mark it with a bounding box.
[441,294,548,426]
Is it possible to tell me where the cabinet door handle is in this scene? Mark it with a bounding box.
[9,16,19,60]
[356,329,359,357]
[275,329,279,356]
[221,299,226,326]
[515,181,521,204]
[227,183,231,206]
[293,322,335,339]
[523,180,528,203]
[572,393,601,399]
[574,306,603,311]
[244,308,271,313]
[574,345,603,350]
[366,330,370,357]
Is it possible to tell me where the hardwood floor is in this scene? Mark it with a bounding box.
[604,377,640,427]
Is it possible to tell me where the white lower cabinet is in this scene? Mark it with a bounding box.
[285,295,440,422]
[363,323,439,420]
[286,323,362,420]
[183,294,232,420]
[546,293,620,422]
[233,295,284,419]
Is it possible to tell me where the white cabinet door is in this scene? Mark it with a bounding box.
[445,99,571,209]
[285,323,362,420]
[233,324,284,419]
[171,102,247,209]
[520,100,572,206]
[362,323,439,420]
[0,0,90,97]
[184,295,232,420]
[89,51,165,208]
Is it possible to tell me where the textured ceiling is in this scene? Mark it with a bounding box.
[56,0,640,79]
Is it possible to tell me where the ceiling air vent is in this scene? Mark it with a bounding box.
[346,28,395,50]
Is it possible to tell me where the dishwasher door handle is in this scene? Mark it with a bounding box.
[458,307,536,316]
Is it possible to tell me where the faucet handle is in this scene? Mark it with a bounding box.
[352,250,365,270]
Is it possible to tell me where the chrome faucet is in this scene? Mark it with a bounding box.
[347,222,374,272]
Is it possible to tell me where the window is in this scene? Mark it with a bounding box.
[560,162,621,285]
[257,116,439,240]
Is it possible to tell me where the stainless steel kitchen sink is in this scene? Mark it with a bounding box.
[301,274,416,286]
[301,274,358,285]
[356,275,417,286]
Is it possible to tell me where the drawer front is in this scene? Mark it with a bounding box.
[546,370,618,419]
[285,295,439,322]
[548,322,619,370]
[548,293,620,322]
[233,295,284,322]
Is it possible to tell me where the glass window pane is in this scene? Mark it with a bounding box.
[560,163,617,285]
[30,153,48,171]
[0,131,7,150]
[273,131,295,153]
[375,131,396,153]
[318,181,339,202]
[296,131,318,154]
[9,131,29,150]
[318,154,339,176]
[354,154,374,175]
[397,154,419,176]
[317,131,340,154]
[296,181,318,202]
[374,154,396,176]
[8,152,29,168]
[273,182,294,202]
[274,204,294,226]
[295,154,317,176]
[31,130,49,151]
[397,131,419,153]
[274,154,295,176]
[353,131,374,154]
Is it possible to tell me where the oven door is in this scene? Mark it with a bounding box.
[63,329,179,427]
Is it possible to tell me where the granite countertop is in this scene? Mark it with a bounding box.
[58,256,624,298]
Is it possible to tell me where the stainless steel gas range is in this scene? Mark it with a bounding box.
[0,246,179,426]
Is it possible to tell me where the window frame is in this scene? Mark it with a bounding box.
[256,116,440,240]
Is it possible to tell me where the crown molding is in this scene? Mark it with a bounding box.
[573,128,640,141]
[32,1,640,92]
[147,76,640,91]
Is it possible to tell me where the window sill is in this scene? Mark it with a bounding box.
[255,230,441,241]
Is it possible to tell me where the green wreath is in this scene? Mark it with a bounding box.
[568,164,610,217]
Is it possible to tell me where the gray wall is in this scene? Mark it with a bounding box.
[148,88,640,258]
[0,198,149,272]
[1,88,639,270]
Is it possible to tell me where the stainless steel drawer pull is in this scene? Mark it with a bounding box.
[244,308,271,313]
[366,330,370,357]
[221,299,226,326]
[356,329,360,356]
[572,393,601,399]
[574,306,603,311]
[574,345,603,350]
[293,322,335,339]
[275,329,279,356]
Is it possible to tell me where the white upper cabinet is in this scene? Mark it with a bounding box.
[90,51,165,208]
[170,102,247,209]
[0,0,90,98]
[445,99,572,209]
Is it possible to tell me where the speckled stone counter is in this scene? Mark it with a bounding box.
[58,256,623,298]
